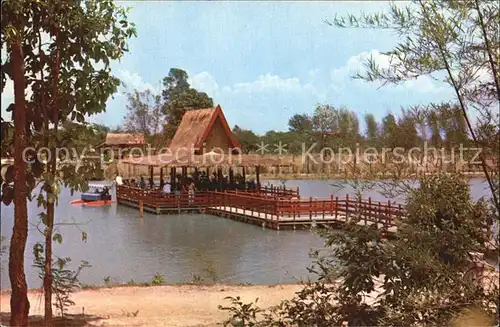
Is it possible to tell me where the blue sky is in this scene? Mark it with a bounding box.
[1,1,457,134]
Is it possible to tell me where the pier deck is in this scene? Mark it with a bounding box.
[116,185,403,231]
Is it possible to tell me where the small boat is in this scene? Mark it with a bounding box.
[70,183,115,206]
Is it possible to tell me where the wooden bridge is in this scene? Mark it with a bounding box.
[116,185,404,232]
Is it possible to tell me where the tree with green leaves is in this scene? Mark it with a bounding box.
[381,113,399,149]
[124,89,165,148]
[220,175,498,326]
[328,0,499,213]
[162,68,213,138]
[364,113,379,148]
[396,109,420,149]
[288,113,313,135]
[1,0,135,325]
[427,110,444,148]
[232,125,260,154]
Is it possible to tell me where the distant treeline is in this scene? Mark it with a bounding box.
[233,103,497,156]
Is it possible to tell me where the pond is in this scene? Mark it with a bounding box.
[0,178,492,289]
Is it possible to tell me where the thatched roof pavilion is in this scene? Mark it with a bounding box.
[168,105,241,155]
[119,105,290,187]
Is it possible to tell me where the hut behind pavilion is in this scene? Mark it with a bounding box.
[97,133,146,159]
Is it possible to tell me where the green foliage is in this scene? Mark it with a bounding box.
[364,113,379,147]
[219,296,262,327]
[32,243,91,317]
[2,0,136,322]
[327,0,499,210]
[123,89,165,148]
[151,272,165,285]
[162,68,213,138]
[220,174,498,326]
[232,125,260,153]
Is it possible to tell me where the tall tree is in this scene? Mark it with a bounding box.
[329,0,500,212]
[336,107,360,148]
[1,1,135,325]
[364,113,379,148]
[288,113,313,134]
[124,89,164,147]
[427,110,443,148]
[2,5,30,324]
[381,113,399,149]
[232,125,260,154]
[162,68,213,138]
[396,110,420,149]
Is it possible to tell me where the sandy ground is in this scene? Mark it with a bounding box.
[0,284,303,327]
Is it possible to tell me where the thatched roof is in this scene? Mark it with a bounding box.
[120,151,293,168]
[168,105,241,153]
[100,133,145,147]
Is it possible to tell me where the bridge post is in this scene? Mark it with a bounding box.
[387,200,391,231]
[369,197,373,227]
[335,196,338,220]
[345,194,349,221]
[309,197,313,220]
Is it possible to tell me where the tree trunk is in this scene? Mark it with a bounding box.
[44,36,61,325]
[44,202,54,324]
[9,36,30,327]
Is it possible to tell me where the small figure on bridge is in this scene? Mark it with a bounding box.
[162,182,171,194]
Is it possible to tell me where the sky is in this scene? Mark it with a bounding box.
[1,1,457,135]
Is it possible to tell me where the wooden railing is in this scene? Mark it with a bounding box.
[276,194,403,230]
[211,190,279,219]
[210,191,402,229]
[116,185,403,230]
[117,186,213,209]
[258,185,300,198]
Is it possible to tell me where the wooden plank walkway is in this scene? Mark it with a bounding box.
[116,185,403,232]
[206,206,399,232]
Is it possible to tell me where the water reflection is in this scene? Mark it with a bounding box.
[0,178,491,289]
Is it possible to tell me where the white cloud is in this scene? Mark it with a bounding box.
[118,69,161,94]
[331,49,445,93]
[189,71,316,97]
[189,71,220,96]
[231,74,302,93]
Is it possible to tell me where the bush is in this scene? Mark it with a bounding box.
[33,243,91,317]
[219,174,499,326]
[152,272,165,285]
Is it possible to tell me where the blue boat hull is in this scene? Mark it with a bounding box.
[81,193,112,202]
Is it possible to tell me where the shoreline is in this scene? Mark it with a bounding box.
[259,172,487,181]
[114,171,488,182]
[0,283,304,326]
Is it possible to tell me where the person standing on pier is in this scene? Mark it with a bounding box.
[115,174,123,186]
[162,182,171,194]
[187,179,197,204]
[139,176,146,189]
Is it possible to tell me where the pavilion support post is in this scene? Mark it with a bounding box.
[160,167,164,189]
[206,167,210,176]
[170,167,176,190]
[242,166,246,183]
[229,167,234,185]
[217,167,223,190]
[149,166,154,186]
[256,165,261,188]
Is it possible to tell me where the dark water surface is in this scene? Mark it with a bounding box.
[0,178,492,289]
